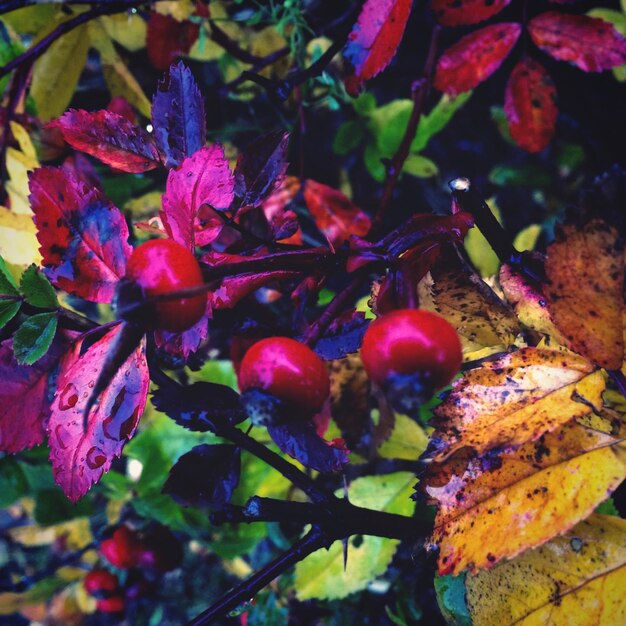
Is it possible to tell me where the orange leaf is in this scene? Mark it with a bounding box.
[465,515,626,625]
[428,347,604,462]
[424,421,626,575]
[544,219,624,370]
[303,180,371,249]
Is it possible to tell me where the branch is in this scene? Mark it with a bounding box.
[0,1,153,79]
[370,25,442,238]
[186,528,329,626]
[208,20,286,66]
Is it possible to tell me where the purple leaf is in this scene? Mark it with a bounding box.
[313,310,370,360]
[49,110,161,173]
[234,131,289,209]
[0,332,73,453]
[163,444,240,509]
[154,309,209,359]
[161,145,235,250]
[152,62,206,168]
[48,324,149,501]
[151,380,247,430]
[267,419,350,473]
[29,166,133,303]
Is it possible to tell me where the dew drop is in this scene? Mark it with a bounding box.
[58,383,79,410]
[88,380,95,388]
[86,446,107,469]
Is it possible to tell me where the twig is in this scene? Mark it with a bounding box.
[370,25,442,238]
[209,20,278,65]
[0,0,135,14]
[186,528,328,626]
[222,46,291,93]
[0,1,152,80]
[302,270,369,347]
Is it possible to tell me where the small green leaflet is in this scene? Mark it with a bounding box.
[0,255,20,295]
[20,264,58,308]
[13,312,58,365]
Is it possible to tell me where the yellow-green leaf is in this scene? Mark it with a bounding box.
[295,472,415,600]
[378,414,428,460]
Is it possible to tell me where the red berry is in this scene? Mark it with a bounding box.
[238,337,330,416]
[96,595,125,613]
[360,309,462,390]
[124,239,206,332]
[100,526,142,570]
[84,569,119,596]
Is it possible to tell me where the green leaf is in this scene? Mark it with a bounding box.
[513,224,542,252]
[490,106,514,145]
[489,164,551,188]
[0,255,20,295]
[378,414,429,460]
[294,472,415,600]
[595,497,619,516]
[332,120,365,155]
[434,573,472,626]
[402,154,438,178]
[352,92,376,115]
[30,21,90,121]
[364,142,386,182]
[34,489,93,525]
[464,200,502,278]
[191,359,239,390]
[0,457,29,507]
[0,299,20,330]
[13,312,57,364]
[0,33,23,97]
[20,264,58,308]
[412,92,472,153]
[369,99,412,157]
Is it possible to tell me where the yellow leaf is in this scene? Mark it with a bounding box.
[500,263,567,344]
[545,219,624,370]
[429,348,604,461]
[0,206,41,266]
[418,253,519,356]
[155,0,195,21]
[31,21,91,121]
[8,517,92,550]
[513,223,541,252]
[425,422,626,574]
[295,473,415,600]
[125,190,163,218]
[99,13,147,51]
[89,21,151,118]
[5,122,40,216]
[465,515,626,625]
[378,414,428,460]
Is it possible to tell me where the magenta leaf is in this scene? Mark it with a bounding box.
[0,333,73,453]
[528,11,626,72]
[434,23,522,95]
[431,0,511,27]
[152,62,206,168]
[233,131,290,209]
[29,166,132,303]
[48,324,149,502]
[161,145,235,250]
[49,110,161,173]
[303,179,371,250]
[505,57,558,153]
[163,443,241,509]
[343,0,413,95]
[267,419,350,473]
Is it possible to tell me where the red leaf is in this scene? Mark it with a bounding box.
[505,57,558,153]
[528,11,626,72]
[48,325,149,502]
[435,23,522,95]
[261,176,303,244]
[304,180,371,250]
[147,13,199,71]
[432,0,511,27]
[0,333,73,453]
[344,0,413,95]
[49,110,160,173]
[29,166,133,303]
[161,145,235,250]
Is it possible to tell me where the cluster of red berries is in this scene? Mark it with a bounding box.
[84,524,183,614]
[120,240,462,418]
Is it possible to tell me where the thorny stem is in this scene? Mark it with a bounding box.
[370,25,442,238]
[186,528,329,626]
[0,2,155,80]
